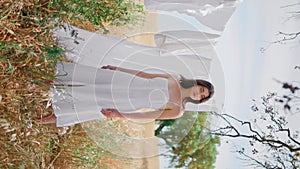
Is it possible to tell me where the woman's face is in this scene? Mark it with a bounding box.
[190,85,209,101]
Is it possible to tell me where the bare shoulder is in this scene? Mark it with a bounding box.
[166,73,181,81]
[151,73,180,81]
[167,73,181,98]
[166,102,184,111]
[166,74,181,90]
[164,102,185,118]
[162,74,185,119]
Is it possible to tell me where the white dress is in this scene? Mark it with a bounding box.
[52,62,169,127]
[51,20,229,125]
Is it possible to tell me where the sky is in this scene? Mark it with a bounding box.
[155,0,300,168]
[215,0,300,169]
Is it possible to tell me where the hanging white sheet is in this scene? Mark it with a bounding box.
[144,0,240,32]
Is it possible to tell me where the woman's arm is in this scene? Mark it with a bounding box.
[101,65,171,79]
[101,106,183,120]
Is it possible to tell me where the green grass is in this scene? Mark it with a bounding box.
[0,0,145,168]
[48,0,145,33]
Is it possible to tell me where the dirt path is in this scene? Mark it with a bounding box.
[106,7,161,169]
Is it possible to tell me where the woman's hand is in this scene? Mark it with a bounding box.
[101,65,118,70]
[101,109,123,118]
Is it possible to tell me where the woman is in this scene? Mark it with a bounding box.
[39,63,214,127]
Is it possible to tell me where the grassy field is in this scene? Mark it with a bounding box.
[0,0,145,168]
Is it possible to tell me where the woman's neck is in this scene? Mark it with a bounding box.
[180,86,191,100]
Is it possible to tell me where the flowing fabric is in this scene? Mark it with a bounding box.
[153,30,225,112]
[53,25,219,78]
[52,62,169,127]
[144,0,240,32]
[52,23,225,114]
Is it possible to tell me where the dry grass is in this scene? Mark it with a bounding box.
[0,0,145,168]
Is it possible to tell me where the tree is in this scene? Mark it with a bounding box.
[156,112,220,169]
[217,3,300,167]
[209,81,300,169]
[260,2,300,53]
[274,3,300,46]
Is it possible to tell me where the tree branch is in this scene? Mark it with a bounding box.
[277,128,300,145]
[210,113,300,152]
[273,31,300,44]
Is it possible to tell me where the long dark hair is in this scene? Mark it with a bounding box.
[179,75,214,106]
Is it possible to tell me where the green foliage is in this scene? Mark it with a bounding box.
[157,112,220,169]
[45,45,64,64]
[155,119,176,135]
[48,0,145,33]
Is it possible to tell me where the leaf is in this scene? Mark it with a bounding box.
[282,83,298,93]
[284,104,291,111]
